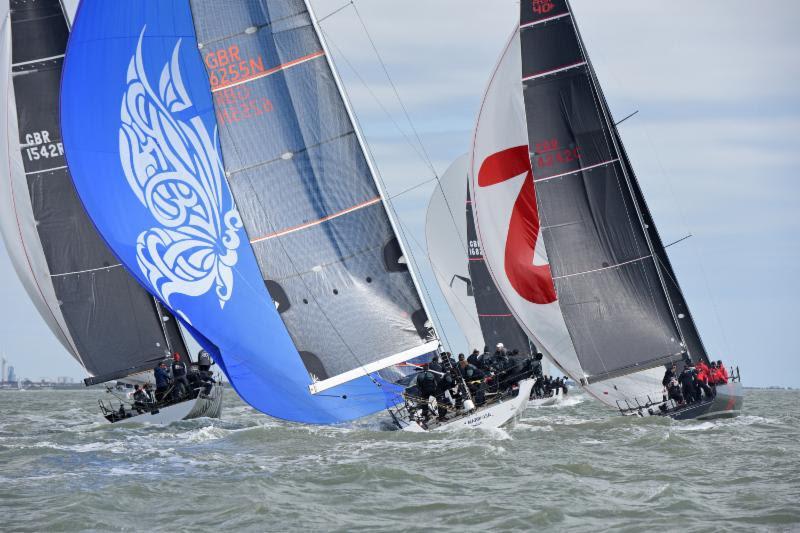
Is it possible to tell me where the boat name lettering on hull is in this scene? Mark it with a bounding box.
[465,411,493,426]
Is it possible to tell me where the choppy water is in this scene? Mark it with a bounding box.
[1,388,798,532]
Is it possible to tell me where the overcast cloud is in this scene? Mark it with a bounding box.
[2,0,797,387]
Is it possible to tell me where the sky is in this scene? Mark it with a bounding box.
[1,0,797,387]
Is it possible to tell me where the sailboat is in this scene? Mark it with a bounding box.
[465,0,742,420]
[0,0,222,424]
[58,0,534,430]
[426,154,560,407]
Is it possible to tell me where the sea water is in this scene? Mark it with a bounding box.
[1,388,798,531]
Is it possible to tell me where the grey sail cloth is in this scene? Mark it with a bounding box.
[189,0,433,383]
[466,187,534,355]
[4,0,176,378]
[520,0,690,380]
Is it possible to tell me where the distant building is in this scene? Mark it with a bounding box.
[6,366,15,383]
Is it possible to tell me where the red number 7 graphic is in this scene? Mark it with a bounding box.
[478,145,557,305]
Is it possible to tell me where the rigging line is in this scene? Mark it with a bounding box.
[614,109,639,126]
[391,196,491,352]
[579,12,729,358]
[643,128,733,357]
[320,29,431,170]
[317,0,353,23]
[322,26,471,262]
[349,1,439,178]
[319,19,470,264]
[387,176,437,200]
[665,233,693,248]
[310,6,442,375]
[337,69,452,353]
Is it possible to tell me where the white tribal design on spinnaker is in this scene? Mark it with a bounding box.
[120,29,241,309]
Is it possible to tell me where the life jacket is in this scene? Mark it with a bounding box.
[417,371,438,395]
[717,364,729,384]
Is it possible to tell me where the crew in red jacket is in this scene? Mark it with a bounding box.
[714,360,729,384]
[695,360,713,399]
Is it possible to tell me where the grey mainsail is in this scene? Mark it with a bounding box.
[188,0,437,392]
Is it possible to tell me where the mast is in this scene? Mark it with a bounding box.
[304,0,439,344]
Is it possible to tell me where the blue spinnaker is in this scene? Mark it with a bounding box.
[60,0,402,424]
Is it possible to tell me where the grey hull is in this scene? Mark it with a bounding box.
[667,382,743,421]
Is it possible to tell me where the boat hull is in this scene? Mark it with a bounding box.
[666,381,743,421]
[401,379,535,432]
[107,383,224,425]
[529,395,559,407]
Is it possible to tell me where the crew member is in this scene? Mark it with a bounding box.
[715,360,729,384]
[133,384,149,413]
[154,361,171,403]
[428,354,443,374]
[695,360,713,399]
[679,362,699,403]
[467,349,481,368]
[662,363,678,388]
[171,353,191,400]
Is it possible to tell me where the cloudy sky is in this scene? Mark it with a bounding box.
[2,0,797,387]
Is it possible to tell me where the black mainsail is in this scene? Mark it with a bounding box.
[0,0,187,383]
[518,0,700,381]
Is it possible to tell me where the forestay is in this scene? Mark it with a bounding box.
[0,0,177,381]
[60,0,423,423]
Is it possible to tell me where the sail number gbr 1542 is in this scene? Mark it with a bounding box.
[23,130,64,162]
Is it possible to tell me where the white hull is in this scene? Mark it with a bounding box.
[107,383,224,425]
[401,379,535,432]
[528,395,559,407]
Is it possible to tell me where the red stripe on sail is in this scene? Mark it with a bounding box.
[478,145,557,305]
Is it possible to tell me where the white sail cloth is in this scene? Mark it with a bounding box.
[425,154,484,351]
